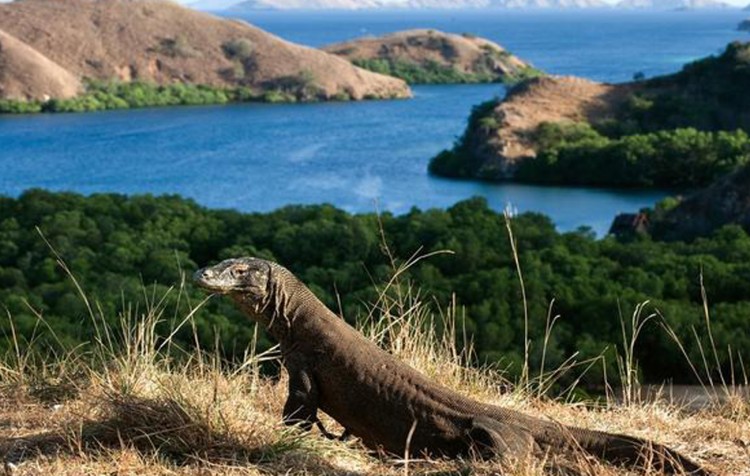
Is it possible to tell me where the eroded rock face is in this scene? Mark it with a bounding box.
[655,166,750,241]
[0,0,410,101]
[0,29,81,101]
[324,29,537,84]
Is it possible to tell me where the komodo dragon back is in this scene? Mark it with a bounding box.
[194,257,713,475]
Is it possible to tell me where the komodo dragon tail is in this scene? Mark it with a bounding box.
[535,423,712,475]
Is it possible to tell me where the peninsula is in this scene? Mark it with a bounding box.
[0,0,409,113]
[324,29,542,84]
[430,42,750,188]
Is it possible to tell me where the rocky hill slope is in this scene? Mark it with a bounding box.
[0,28,82,101]
[0,0,409,103]
[430,41,750,185]
[324,29,541,84]
[653,164,750,240]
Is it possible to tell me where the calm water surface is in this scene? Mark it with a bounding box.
[1,11,746,234]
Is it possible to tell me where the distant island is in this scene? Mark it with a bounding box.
[429,41,750,189]
[616,0,732,9]
[324,30,543,85]
[224,0,741,9]
[229,0,611,10]
[740,19,750,31]
[0,0,409,114]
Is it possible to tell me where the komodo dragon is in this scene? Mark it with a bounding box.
[194,257,712,475]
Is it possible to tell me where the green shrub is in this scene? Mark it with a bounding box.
[0,99,43,114]
[222,38,254,60]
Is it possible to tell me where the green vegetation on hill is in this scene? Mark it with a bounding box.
[429,99,500,178]
[515,123,750,187]
[352,58,542,85]
[2,191,749,387]
[0,76,352,115]
[430,42,750,187]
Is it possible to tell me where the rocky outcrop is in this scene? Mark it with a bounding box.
[0,29,81,101]
[654,165,750,241]
[324,29,539,84]
[0,0,409,102]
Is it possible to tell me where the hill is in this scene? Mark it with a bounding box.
[1,292,744,476]
[324,29,542,85]
[0,189,748,474]
[0,0,409,108]
[430,41,750,187]
[0,29,81,101]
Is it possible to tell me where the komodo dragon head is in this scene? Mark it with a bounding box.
[193,257,299,338]
[194,257,273,313]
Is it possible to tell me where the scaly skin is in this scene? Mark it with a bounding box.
[194,257,713,475]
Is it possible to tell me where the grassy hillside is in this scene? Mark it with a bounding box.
[430,42,750,187]
[1,262,747,475]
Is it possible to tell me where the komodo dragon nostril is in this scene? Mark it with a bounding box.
[193,269,211,282]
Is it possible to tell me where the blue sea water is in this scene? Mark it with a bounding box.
[0,10,746,234]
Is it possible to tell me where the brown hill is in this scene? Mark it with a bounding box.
[447,76,633,178]
[0,0,409,101]
[431,42,750,183]
[324,29,538,84]
[0,28,81,100]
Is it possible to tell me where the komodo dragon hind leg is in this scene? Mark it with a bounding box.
[468,416,535,463]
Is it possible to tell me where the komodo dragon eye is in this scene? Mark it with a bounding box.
[232,266,250,278]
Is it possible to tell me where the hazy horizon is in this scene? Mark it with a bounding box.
[179,0,750,7]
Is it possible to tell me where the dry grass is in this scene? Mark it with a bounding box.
[1,244,749,475]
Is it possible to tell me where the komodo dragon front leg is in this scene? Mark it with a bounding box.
[282,352,349,440]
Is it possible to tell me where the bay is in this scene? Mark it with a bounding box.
[1,10,746,235]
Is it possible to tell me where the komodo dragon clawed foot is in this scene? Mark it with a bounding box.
[194,258,715,476]
[468,416,535,461]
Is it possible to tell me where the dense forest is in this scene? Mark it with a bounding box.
[2,191,749,387]
[0,75,348,115]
